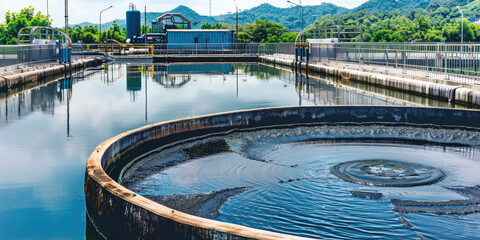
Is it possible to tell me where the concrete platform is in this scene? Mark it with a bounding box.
[259,56,480,106]
[154,54,258,63]
[113,55,153,63]
[0,57,102,91]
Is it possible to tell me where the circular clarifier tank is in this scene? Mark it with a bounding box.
[330,159,446,187]
[122,125,480,239]
[85,107,480,240]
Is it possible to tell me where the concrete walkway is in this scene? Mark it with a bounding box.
[327,61,480,87]
[260,55,480,106]
[0,57,102,90]
[268,54,480,87]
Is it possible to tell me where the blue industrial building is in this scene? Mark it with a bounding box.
[166,29,234,50]
[126,5,235,46]
[167,29,234,44]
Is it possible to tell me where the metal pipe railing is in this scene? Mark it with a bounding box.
[0,44,57,71]
[69,42,480,85]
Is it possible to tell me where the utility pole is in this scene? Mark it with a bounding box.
[100,6,113,44]
[65,0,68,35]
[287,0,304,31]
[457,6,464,44]
[46,0,49,26]
[210,0,212,16]
[233,0,238,44]
[145,4,147,46]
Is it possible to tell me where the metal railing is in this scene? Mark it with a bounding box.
[72,44,153,56]
[151,43,264,55]
[150,43,297,56]
[0,44,57,71]
[308,42,480,85]
[69,42,480,85]
[72,43,295,56]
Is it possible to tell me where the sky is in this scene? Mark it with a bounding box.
[0,0,369,27]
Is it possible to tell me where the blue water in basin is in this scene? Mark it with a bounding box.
[0,63,477,239]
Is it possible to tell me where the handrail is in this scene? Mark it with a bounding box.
[295,25,364,44]
[17,26,72,45]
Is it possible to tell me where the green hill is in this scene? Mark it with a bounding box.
[71,4,346,31]
[353,0,432,12]
[428,0,475,9]
[460,0,480,19]
[215,3,348,31]
[71,1,480,32]
[73,5,217,30]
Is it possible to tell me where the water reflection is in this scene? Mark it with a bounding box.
[1,63,478,131]
[0,63,478,239]
[1,75,68,128]
[100,64,123,86]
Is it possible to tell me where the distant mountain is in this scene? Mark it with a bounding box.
[461,0,480,19]
[71,4,347,31]
[428,0,476,9]
[352,0,432,12]
[72,1,480,32]
[215,3,348,31]
[73,5,217,30]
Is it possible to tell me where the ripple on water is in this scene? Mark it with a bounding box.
[122,125,480,239]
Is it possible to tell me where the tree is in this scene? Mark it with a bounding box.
[237,32,253,43]
[243,20,288,42]
[201,22,231,29]
[279,32,299,42]
[371,29,394,42]
[201,23,212,29]
[0,6,49,44]
[310,5,480,43]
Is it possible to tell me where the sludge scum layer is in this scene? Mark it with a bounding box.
[86,106,480,239]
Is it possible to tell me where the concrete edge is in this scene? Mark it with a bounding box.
[0,57,103,91]
[259,56,480,106]
[85,107,320,240]
[85,106,480,239]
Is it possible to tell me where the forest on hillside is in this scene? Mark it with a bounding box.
[312,7,480,42]
[2,1,480,44]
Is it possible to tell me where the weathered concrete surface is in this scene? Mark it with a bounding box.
[154,55,258,63]
[85,106,480,239]
[259,56,480,106]
[0,57,102,91]
[113,55,153,63]
[146,187,252,220]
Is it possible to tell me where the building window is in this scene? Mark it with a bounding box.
[194,37,198,44]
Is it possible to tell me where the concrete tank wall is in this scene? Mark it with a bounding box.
[85,106,480,240]
[259,56,480,106]
[0,57,102,91]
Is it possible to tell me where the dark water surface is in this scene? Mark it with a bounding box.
[0,63,477,239]
[124,126,480,239]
